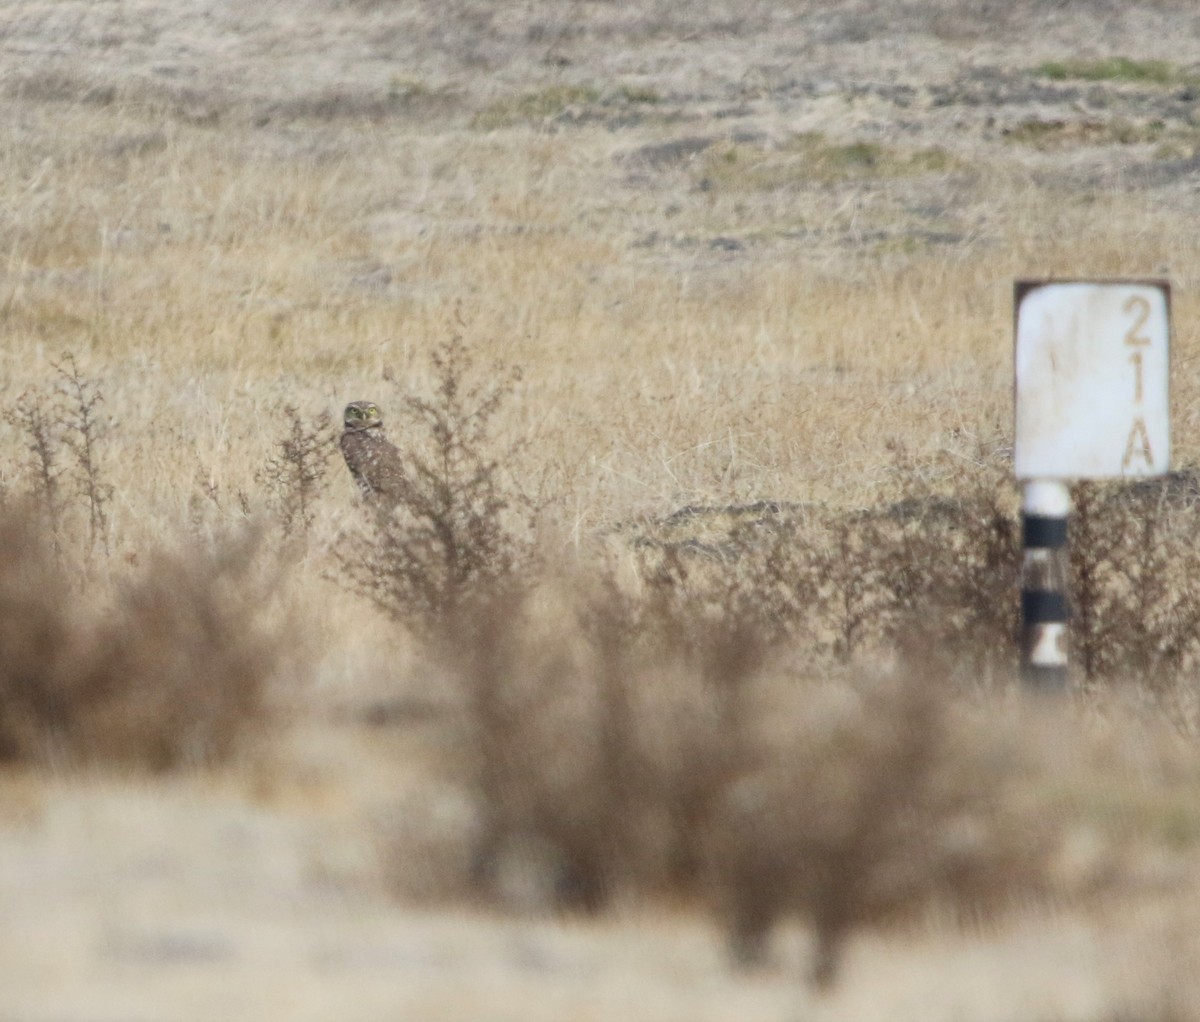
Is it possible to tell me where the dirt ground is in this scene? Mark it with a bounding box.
[1,760,1189,1022]
[6,1,1200,1019]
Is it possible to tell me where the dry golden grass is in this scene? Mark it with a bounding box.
[4,101,1200,513]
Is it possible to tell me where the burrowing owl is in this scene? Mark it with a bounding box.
[340,401,405,502]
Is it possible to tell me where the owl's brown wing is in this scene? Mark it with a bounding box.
[340,429,405,502]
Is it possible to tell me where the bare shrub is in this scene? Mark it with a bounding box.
[623,444,1020,677]
[0,508,81,763]
[411,563,1076,990]
[0,507,290,772]
[704,665,1063,989]
[339,331,538,638]
[54,354,112,556]
[436,578,661,912]
[418,550,780,914]
[1072,474,1200,698]
[3,355,113,557]
[76,528,288,771]
[444,589,629,912]
[5,386,68,548]
[868,450,1020,679]
[257,404,336,538]
[628,541,797,889]
[622,501,824,664]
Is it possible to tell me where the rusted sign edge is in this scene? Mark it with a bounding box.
[1014,277,1171,305]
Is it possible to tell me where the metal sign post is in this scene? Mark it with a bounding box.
[1013,279,1171,690]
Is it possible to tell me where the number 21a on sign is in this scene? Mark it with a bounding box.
[1014,280,1170,481]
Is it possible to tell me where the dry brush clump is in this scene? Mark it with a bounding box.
[77,528,291,771]
[419,563,779,914]
[398,566,1116,992]
[1072,472,1200,703]
[3,354,113,558]
[257,403,338,539]
[338,330,540,639]
[853,457,1200,701]
[624,447,1200,701]
[621,443,1021,677]
[702,665,1068,988]
[436,587,642,912]
[0,507,82,764]
[0,508,292,772]
[0,359,297,772]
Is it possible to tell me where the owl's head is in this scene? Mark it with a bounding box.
[343,401,384,432]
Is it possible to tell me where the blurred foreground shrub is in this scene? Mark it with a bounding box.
[706,667,1064,987]
[436,564,774,913]
[333,354,1200,986]
[0,508,288,771]
[375,452,1200,987]
[399,574,1100,989]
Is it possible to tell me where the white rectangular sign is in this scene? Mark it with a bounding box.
[1014,279,1170,480]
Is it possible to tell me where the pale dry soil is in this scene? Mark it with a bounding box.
[0,740,1193,1022]
[6,1,1200,1018]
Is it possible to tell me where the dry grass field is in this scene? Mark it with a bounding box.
[8,1,1200,1018]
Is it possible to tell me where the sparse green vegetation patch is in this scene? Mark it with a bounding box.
[1003,116,1169,149]
[1035,56,1189,86]
[471,83,647,129]
[472,84,600,130]
[695,132,957,192]
[616,84,662,105]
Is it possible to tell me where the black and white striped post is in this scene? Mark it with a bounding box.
[1019,480,1069,691]
[1014,279,1171,693]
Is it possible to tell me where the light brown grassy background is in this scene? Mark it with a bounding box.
[6,1,1200,1017]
